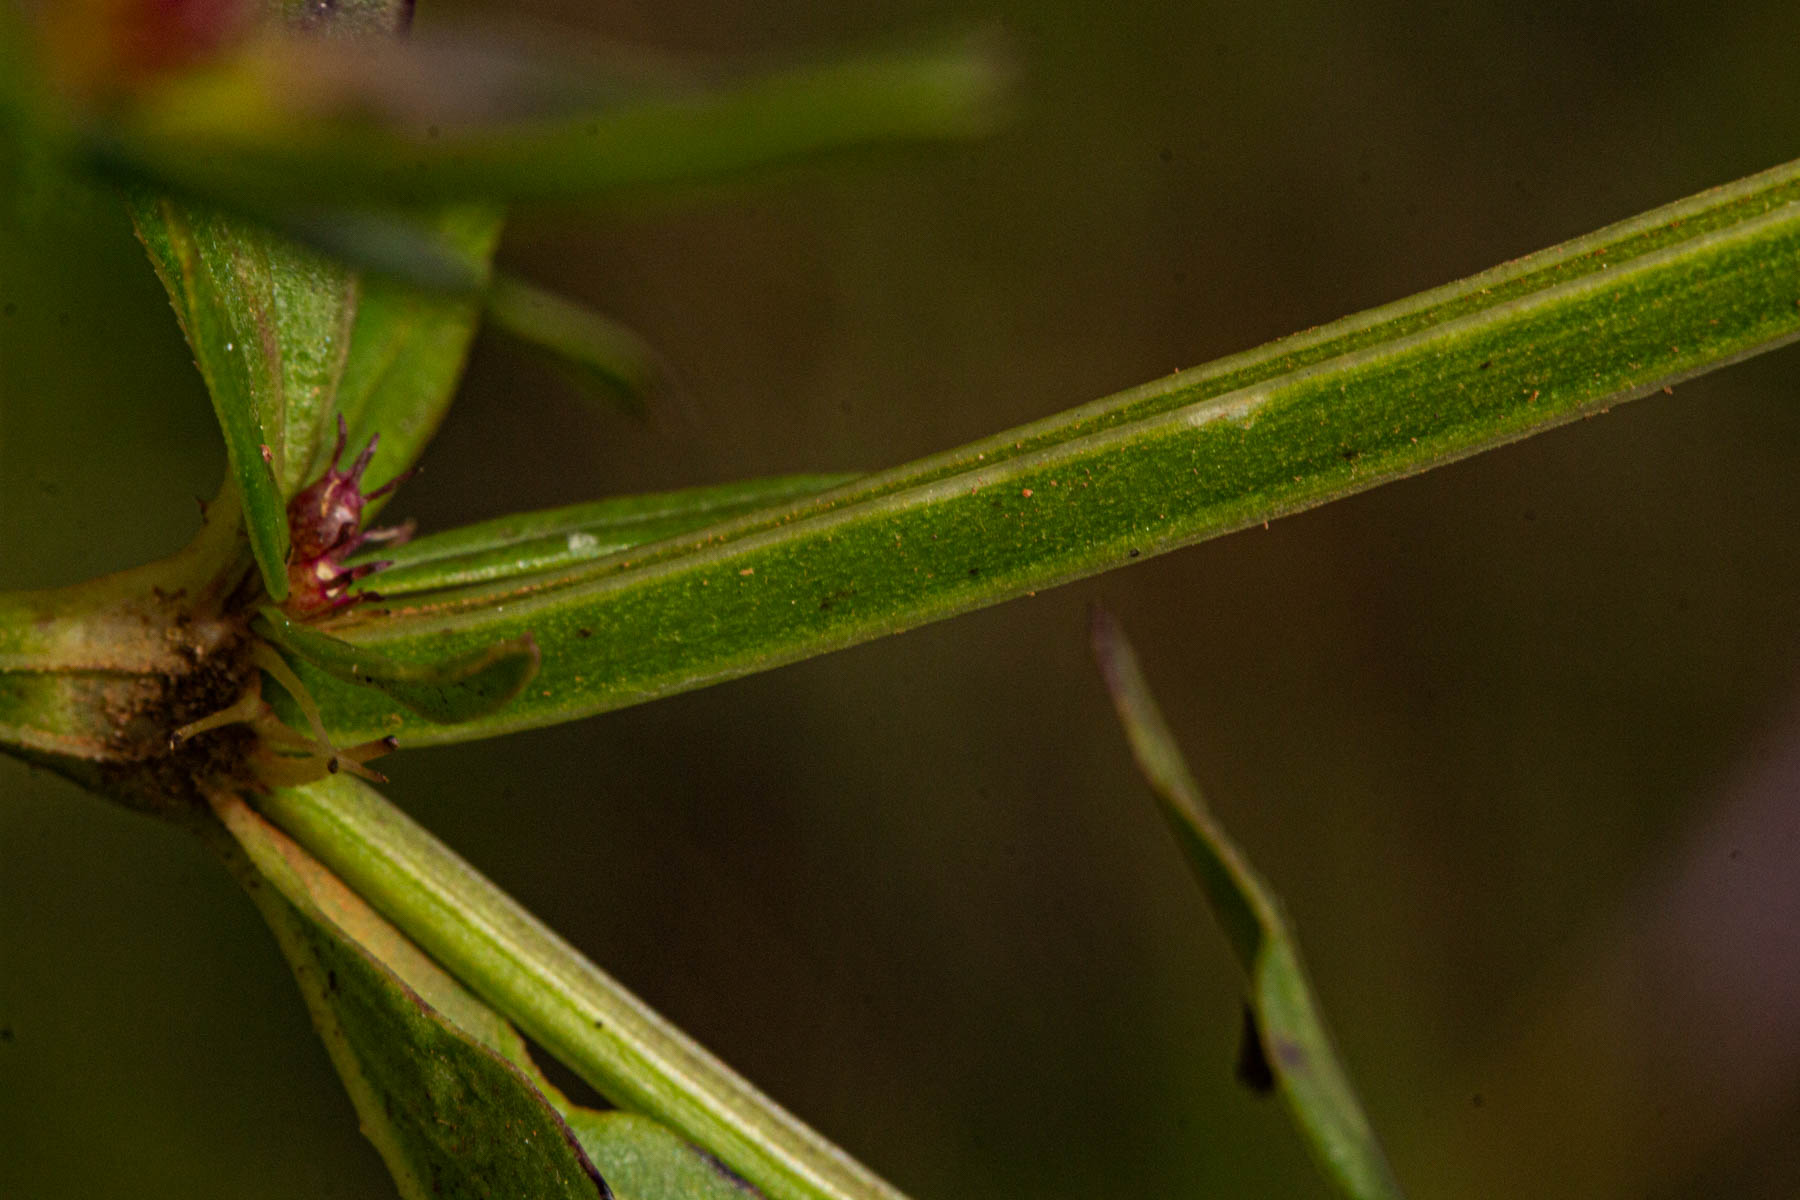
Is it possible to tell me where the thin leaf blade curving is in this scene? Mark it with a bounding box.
[334,202,506,492]
[1089,607,1403,1200]
[484,275,662,415]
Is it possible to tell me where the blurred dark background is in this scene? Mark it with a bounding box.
[6,1,1800,1196]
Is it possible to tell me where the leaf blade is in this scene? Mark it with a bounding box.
[334,202,506,491]
[126,191,298,597]
[295,159,1800,744]
[1088,608,1404,1200]
[254,774,912,1200]
[209,791,611,1200]
[105,33,1010,209]
[257,605,540,725]
[484,274,662,414]
[355,473,859,596]
[569,1111,769,1200]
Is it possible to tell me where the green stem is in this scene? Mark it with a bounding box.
[255,775,909,1200]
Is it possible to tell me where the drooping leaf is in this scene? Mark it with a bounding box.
[1088,608,1403,1200]
[291,157,1800,746]
[96,32,1009,209]
[208,790,611,1200]
[353,473,858,596]
[255,774,911,1200]
[256,605,539,724]
[568,1110,768,1200]
[485,274,661,415]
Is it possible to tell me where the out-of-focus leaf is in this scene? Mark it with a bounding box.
[333,202,505,492]
[1088,608,1403,1200]
[291,157,1800,746]
[485,275,661,415]
[255,774,912,1200]
[354,473,857,596]
[208,790,611,1200]
[568,1111,767,1200]
[99,32,1009,208]
[256,605,538,724]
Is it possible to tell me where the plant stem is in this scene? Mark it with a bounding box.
[255,775,910,1200]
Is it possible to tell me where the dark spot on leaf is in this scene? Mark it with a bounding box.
[1128,547,1141,558]
[1523,508,1536,521]
[327,970,339,993]
[1340,447,1359,461]
[0,1026,13,1044]
[968,566,981,577]
[1234,1003,1275,1095]
[576,627,593,638]
[1471,1092,1485,1108]
[1478,360,1492,370]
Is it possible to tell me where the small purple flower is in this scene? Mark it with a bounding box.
[284,416,414,615]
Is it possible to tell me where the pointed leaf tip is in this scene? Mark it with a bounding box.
[1090,612,1406,1200]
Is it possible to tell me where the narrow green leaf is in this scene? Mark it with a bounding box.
[208,792,610,1200]
[333,203,506,492]
[126,192,305,597]
[297,158,1800,746]
[354,473,858,596]
[1088,608,1403,1200]
[103,33,1009,208]
[256,606,539,725]
[255,775,913,1200]
[126,192,360,494]
[568,1111,769,1200]
[485,275,661,415]
[1086,611,1402,1193]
